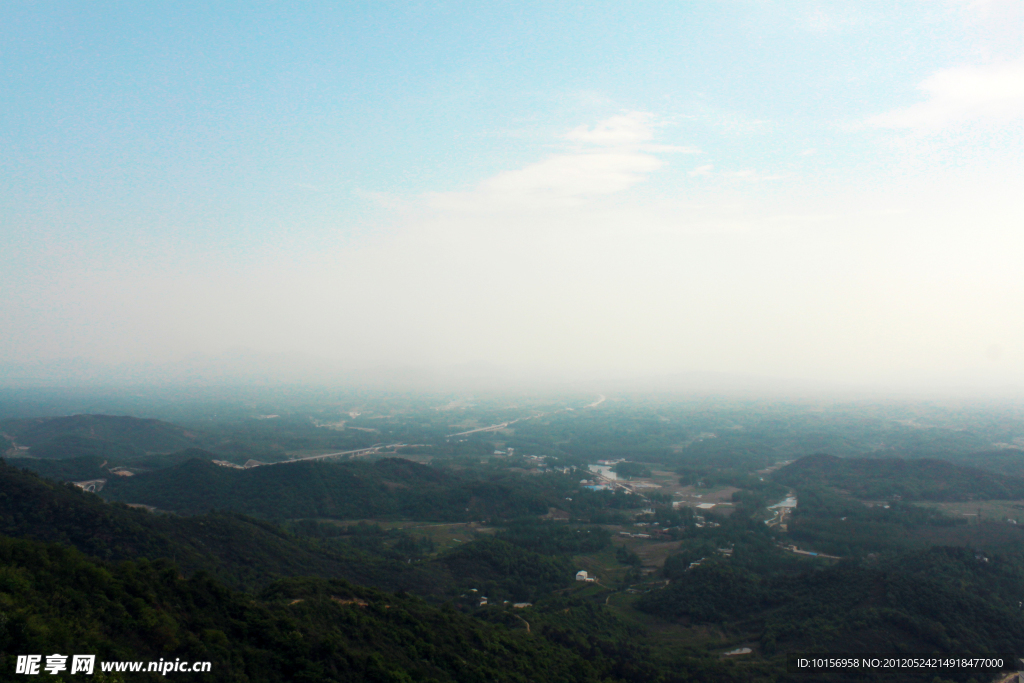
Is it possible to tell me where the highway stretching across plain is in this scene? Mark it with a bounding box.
[271,443,406,464]
[445,394,606,439]
[245,394,609,466]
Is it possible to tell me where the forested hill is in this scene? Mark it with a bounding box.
[6,449,222,482]
[0,461,722,681]
[773,453,1024,501]
[638,544,1024,659]
[0,413,205,458]
[102,457,551,521]
[0,461,450,593]
[0,534,616,683]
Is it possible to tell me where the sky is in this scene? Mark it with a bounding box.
[3,1,1024,391]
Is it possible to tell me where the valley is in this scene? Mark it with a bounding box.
[3,391,1024,681]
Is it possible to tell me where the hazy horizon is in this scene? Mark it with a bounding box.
[4,2,1023,394]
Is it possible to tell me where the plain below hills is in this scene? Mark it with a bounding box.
[772,453,1024,501]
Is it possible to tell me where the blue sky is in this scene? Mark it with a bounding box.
[3,1,1024,390]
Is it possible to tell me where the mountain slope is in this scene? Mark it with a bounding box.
[0,534,615,683]
[1,414,206,458]
[638,545,1024,662]
[102,457,550,521]
[0,460,448,593]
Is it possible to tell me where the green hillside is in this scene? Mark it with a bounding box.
[0,461,449,593]
[639,545,1024,663]
[20,433,146,460]
[0,460,594,603]
[5,454,113,482]
[102,457,551,521]
[441,536,575,602]
[0,534,620,683]
[1,414,205,458]
[7,449,223,484]
[0,462,764,682]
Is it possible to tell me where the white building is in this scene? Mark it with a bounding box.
[575,570,588,581]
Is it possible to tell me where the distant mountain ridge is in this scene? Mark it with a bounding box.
[773,453,1024,501]
[1,413,205,457]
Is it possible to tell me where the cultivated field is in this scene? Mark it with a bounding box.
[913,499,1024,524]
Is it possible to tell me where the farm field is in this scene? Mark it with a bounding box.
[312,518,497,552]
[913,499,1024,524]
[614,469,739,515]
[603,592,736,653]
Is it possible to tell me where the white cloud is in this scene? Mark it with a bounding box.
[563,112,656,145]
[688,164,783,181]
[476,151,661,197]
[867,61,1024,132]
[427,111,693,211]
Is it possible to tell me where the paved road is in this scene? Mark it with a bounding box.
[72,478,107,492]
[448,421,519,437]
[268,443,407,466]
[446,394,606,438]
[268,394,606,460]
